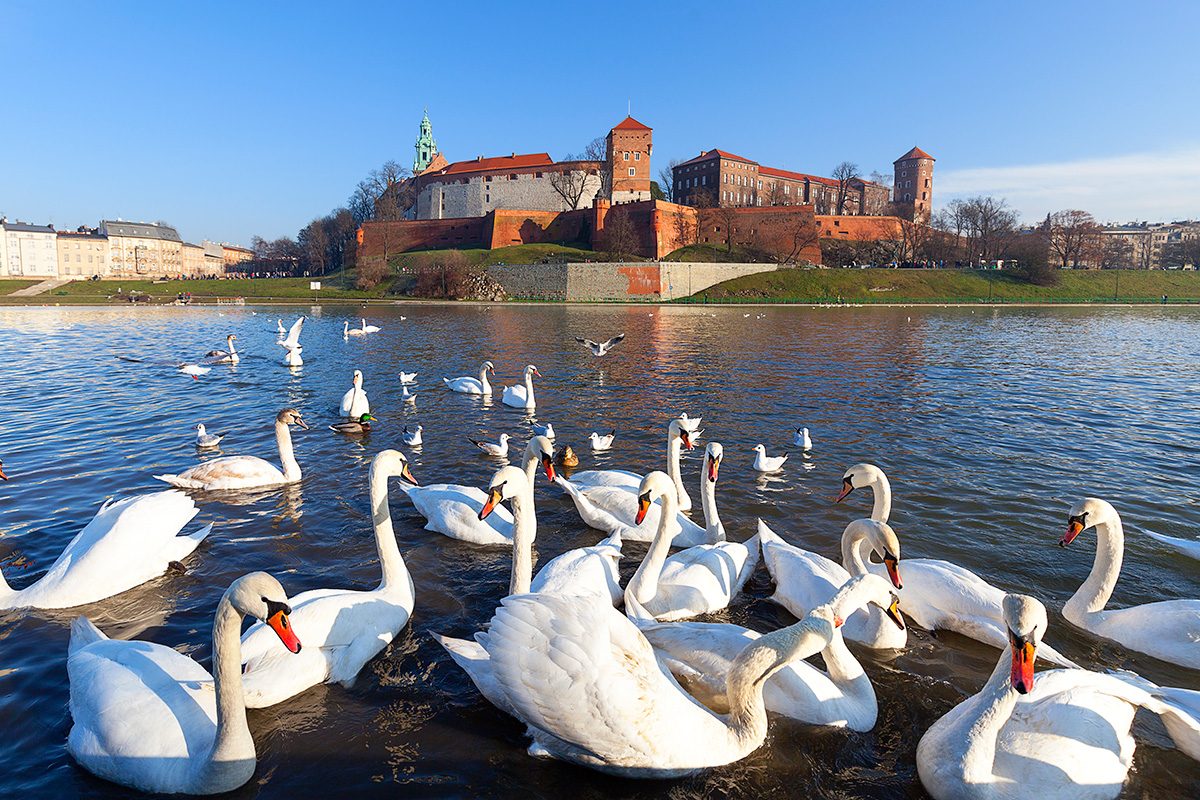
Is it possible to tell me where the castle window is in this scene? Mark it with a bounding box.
[628,167,636,176]
[509,174,518,180]
[922,192,927,200]
[623,152,630,161]
[634,152,641,161]
[702,175,707,185]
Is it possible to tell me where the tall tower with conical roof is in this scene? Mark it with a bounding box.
[893,147,935,221]
[413,110,438,174]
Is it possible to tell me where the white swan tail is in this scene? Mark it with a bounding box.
[69,616,107,653]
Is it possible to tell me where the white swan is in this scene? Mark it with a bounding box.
[634,574,904,731]
[239,450,416,707]
[338,369,370,418]
[343,320,366,337]
[624,454,759,621]
[155,409,307,490]
[1144,530,1200,560]
[917,593,1194,800]
[758,518,904,648]
[204,334,239,364]
[360,317,381,333]
[399,436,555,546]
[446,587,851,778]
[276,318,285,337]
[835,462,1078,666]
[195,423,223,448]
[751,444,787,472]
[1059,497,1200,670]
[443,360,494,395]
[66,572,301,795]
[0,491,210,610]
[502,364,540,409]
[278,316,304,365]
[566,417,695,509]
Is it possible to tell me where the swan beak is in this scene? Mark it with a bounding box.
[479,485,503,520]
[294,416,309,430]
[885,595,906,630]
[1060,516,1085,547]
[635,492,652,525]
[835,477,854,503]
[401,462,418,486]
[533,367,542,377]
[680,429,694,450]
[541,453,557,482]
[1009,635,1036,694]
[707,455,720,482]
[0,464,7,481]
[265,604,302,654]
[883,554,903,589]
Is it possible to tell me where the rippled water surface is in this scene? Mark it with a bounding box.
[1,303,1198,798]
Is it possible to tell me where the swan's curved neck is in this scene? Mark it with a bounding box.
[841,528,872,576]
[478,365,491,393]
[666,435,691,510]
[200,593,253,786]
[1064,516,1123,620]
[950,646,1019,786]
[509,486,537,595]
[627,490,679,605]
[726,618,826,746]
[523,371,535,404]
[821,625,870,688]
[227,337,237,356]
[869,476,891,523]
[369,462,412,593]
[700,467,724,542]
[521,451,539,487]
[275,421,301,481]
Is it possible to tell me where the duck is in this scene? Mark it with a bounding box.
[443,360,494,395]
[401,424,423,447]
[623,453,760,621]
[155,408,308,491]
[278,316,304,366]
[399,436,555,546]
[531,422,555,439]
[398,370,418,385]
[0,490,211,610]
[66,572,301,795]
[469,433,510,458]
[633,574,904,731]
[835,463,1078,666]
[1059,498,1200,670]
[589,430,615,451]
[555,445,579,467]
[204,334,239,364]
[917,593,1198,800]
[751,444,787,472]
[195,423,224,449]
[338,369,370,418]
[793,426,812,450]
[329,413,375,435]
[239,451,416,707]
[502,364,540,409]
[574,333,625,357]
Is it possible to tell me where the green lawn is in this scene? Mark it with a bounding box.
[661,243,765,263]
[689,268,1200,304]
[0,280,40,295]
[42,276,390,301]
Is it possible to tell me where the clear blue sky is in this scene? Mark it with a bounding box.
[3,1,1197,244]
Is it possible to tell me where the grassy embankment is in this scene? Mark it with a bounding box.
[0,280,40,295]
[690,268,1200,304]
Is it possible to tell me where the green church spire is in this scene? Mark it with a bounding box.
[413,109,438,173]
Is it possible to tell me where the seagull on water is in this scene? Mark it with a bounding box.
[574,333,626,357]
[469,434,510,458]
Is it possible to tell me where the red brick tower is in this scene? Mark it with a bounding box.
[605,117,653,203]
[893,147,935,221]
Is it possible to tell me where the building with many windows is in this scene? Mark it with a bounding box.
[57,229,109,277]
[0,220,59,277]
[100,220,183,276]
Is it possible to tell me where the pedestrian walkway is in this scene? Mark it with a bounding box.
[10,279,72,296]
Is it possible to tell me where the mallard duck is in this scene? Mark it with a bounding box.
[329,413,375,435]
[555,445,579,468]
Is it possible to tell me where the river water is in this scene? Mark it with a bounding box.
[0,304,1197,798]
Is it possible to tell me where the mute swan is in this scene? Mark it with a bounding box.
[448,586,860,778]
[0,459,7,480]
[470,433,510,458]
[624,453,760,621]
[589,430,615,451]
[917,594,1195,800]
[1060,498,1200,670]
[155,409,308,490]
[338,369,370,418]
[66,572,301,795]
[195,424,224,448]
[204,334,239,364]
[568,418,695,510]
[751,444,787,472]
[633,574,904,731]
[360,318,380,333]
[502,364,540,409]
[0,491,210,610]
[239,451,416,707]
[443,360,494,395]
[531,422,555,439]
[1143,530,1200,560]
[278,316,304,365]
[343,320,366,337]
[759,518,904,648]
[835,463,1078,666]
[399,436,555,546]
[276,318,285,337]
[401,424,423,447]
[793,427,812,450]
[329,413,375,435]
[574,333,625,356]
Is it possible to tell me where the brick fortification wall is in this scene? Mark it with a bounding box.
[815,215,905,241]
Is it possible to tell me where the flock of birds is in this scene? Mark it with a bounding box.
[4,312,1200,799]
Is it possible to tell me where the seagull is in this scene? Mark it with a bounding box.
[277,316,305,366]
[401,385,417,404]
[195,424,224,448]
[401,425,423,447]
[532,422,555,439]
[589,430,615,451]
[574,333,625,357]
[398,371,418,385]
[677,413,702,432]
[469,433,510,458]
[793,427,813,450]
[178,363,210,380]
[752,444,788,472]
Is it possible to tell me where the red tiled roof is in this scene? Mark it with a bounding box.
[676,148,758,168]
[612,115,651,131]
[435,153,555,176]
[894,146,934,162]
[759,165,839,187]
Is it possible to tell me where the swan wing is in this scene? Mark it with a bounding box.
[1144,530,1200,560]
[399,483,516,545]
[1086,599,1200,670]
[651,539,760,620]
[531,540,623,603]
[568,469,642,490]
[283,316,304,347]
[433,633,519,717]
[759,528,848,619]
[571,482,708,546]
[156,456,285,490]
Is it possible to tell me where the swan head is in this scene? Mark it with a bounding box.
[634,471,676,524]
[822,573,904,630]
[1061,497,1119,546]
[524,435,556,481]
[479,465,530,520]
[668,419,696,451]
[226,572,301,654]
[844,519,903,589]
[351,369,363,385]
[227,334,237,342]
[836,463,887,503]
[0,459,7,480]
[1002,594,1047,694]
[705,442,723,482]
[524,364,541,378]
[276,408,308,429]
[483,360,495,375]
[372,448,417,486]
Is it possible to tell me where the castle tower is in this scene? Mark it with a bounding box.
[893,147,935,221]
[413,110,438,174]
[605,116,652,203]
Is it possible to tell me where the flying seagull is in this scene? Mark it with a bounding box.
[574,333,626,357]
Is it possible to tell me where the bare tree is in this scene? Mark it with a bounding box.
[1098,235,1133,269]
[1045,209,1103,269]
[832,161,860,215]
[764,181,792,207]
[658,158,681,203]
[603,211,638,259]
[949,196,1019,265]
[298,218,329,274]
[548,158,595,210]
[581,136,606,162]
[713,204,740,252]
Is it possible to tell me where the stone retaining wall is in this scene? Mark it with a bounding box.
[486,262,778,302]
